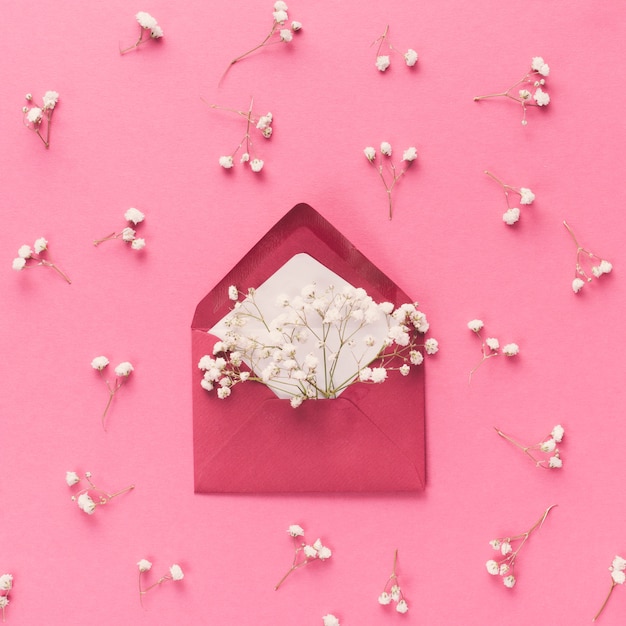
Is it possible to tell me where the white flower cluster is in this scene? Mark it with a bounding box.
[226,2,302,72]
[322,615,340,626]
[364,142,418,219]
[378,550,409,614]
[0,574,12,621]
[120,12,163,54]
[22,91,59,148]
[275,524,332,590]
[67,471,134,515]
[91,355,134,430]
[93,208,146,250]
[11,237,71,284]
[486,505,556,590]
[199,284,436,407]
[138,559,184,602]
[495,425,565,469]
[372,25,418,72]
[564,221,613,294]
[594,555,626,621]
[484,171,535,226]
[467,319,519,381]
[474,56,551,125]
[213,100,273,173]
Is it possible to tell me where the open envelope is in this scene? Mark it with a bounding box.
[191,203,426,492]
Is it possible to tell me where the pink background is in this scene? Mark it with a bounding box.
[1,0,625,624]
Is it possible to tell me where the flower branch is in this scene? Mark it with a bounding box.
[378,549,409,614]
[563,221,612,294]
[12,237,71,284]
[22,91,58,148]
[467,319,518,382]
[120,12,163,54]
[94,208,146,250]
[484,170,535,225]
[594,556,626,621]
[137,560,184,607]
[371,25,418,72]
[495,424,564,469]
[0,574,12,623]
[66,471,134,515]
[91,356,134,430]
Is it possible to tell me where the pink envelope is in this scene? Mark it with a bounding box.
[191,203,426,492]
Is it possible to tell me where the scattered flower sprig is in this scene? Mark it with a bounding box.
[137,559,184,607]
[208,97,272,173]
[378,549,409,614]
[322,615,340,626]
[593,555,626,621]
[22,91,58,148]
[11,237,71,284]
[120,12,163,54]
[91,356,134,430]
[564,221,613,294]
[485,505,557,589]
[0,574,12,623]
[467,319,519,382]
[66,471,134,515]
[364,142,418,219]
[223,2,301,78]
[494,425,564,469]
[199,284,436,407]
[372,25,418,72]
[274,525,332,590]
[484,170,535,226]
[93,208,146,250]
[474,57,550,125]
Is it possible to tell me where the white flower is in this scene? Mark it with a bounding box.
[424,338,439,355]
[91,356,109,371]
[303,545,317,558]
[131,238,146,250]
[519,89,531,100]
[531,57,547,72]
[0,574,12,591]
[499,564,510,575]
[322,615,340,626]
[467,319,484,332]
[396,599,409,614]
[77,492,96,515]
[378,591,392,604]
[402,146,418,161]
[150,25,164,38]
[486,337,500,351]
[291,21,302,31]
[217,387,231,399]
[280,28,293,42]
[0,597,7,609]
[274,1,288,10]
[122,227,136,242]
[540,438,556,452]
[501,541,512,555]
[404,49,418,66]
[18,244,33,259]
[380,142,392,156]
[503,207,521,225]
[376,55,391,72]
[370,367,387,383]
[502,343,519,357]
[26,107,43,123]
[136,11,157,30]
[548,456,562,468]
[250,158,264,172]
[612,570,626,585]
[572,277,585,293]
[12,257,26,271]
[364,146,376,161]
[42,90,59,109]
[169,564,184,581]
[273,10,288,24]
[409,350,423,365]
[287,524,304,537]
[228,285,238,301]
[240,152,250,163]
[489,539,501,550]
[503,575,516,588]
[612,556,626,572]
[137,559,152,572]
[533,88,550,106]
[219,155,234,169]
[290,395,303,408]
[124,208,145,224]
[520,188,535,205]
[34,237,48,253]
[317,546,332,560]
[600,260,613,274]
[66,471,80,486]
[400,364,410,376]
[551,425,564,443]
[114,361,134,377]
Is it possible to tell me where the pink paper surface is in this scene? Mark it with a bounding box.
[2,0,626,624]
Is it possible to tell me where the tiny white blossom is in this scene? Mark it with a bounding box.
[503,575,516,588]
[485,337,499,351]
[0,597,7,609]
[124,208,145,225]
[288,524,304,537]
[291,20,302,31]
[502,343,519,357]
[540,438,557,452]
[380,142,392,156]
[551,425,564,443]
[468,319,484,332]
[424,338,439,355]
[317,546,332,560]
[489,539,501,550]
[404,49,418,66]
[0,574,12,591]
[136,11,158,30]
[65,471,81,486]
[370,367,387,383]
[486,560,499,575]
[169,564,184,581]
[503,207,521,225]
[228,285,239,301]
[34,237,48,253]
[396,599,409,614]
[273,10,288,24]
[18,244,32,259]
[77,492,96,515]
[402,146,418,161]
[572,278,585,293]
[42,91,59,109]
[519,89,531,100]
[219,155,234,169]
[322,615,340,626]
[376,55,391,72]
[91,356,109,371]
[501,541,512,555]
[240,152,250,163]
[400,364,410,376]
[274,1,288,10]
[378,592,392,605]
[548,455,562,468]
[519,188,535,205]
[12,257,26,271]
[121,227,136,242]
[303,545,317,558]
[533,88,550,106]
[364,146,376,161]
[599,260,613,274]
[280,28,293,42]
[137,559,152,572]
[114,362,134,377]
[612,556,626,572]
[26,107,43,123]
[217,387,231,399]
[250,158,264,172]
[612,570,626,585]
[409,350,423,365]
[131,238,146,250]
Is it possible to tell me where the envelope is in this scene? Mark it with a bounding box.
[191,203,426,492]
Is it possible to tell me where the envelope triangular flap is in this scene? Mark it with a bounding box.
[192,203,426,492]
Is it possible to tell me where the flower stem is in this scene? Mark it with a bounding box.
[593,581,616,621]
[93,232,118,246]
[40,260,71,284]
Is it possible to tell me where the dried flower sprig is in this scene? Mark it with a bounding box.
[467,319,519,382]
[11,237,71,284]
[593,555,626,621]
[371,25,418,72]
[485,504,557,588]
[223,2,301,78]
[120,12,163,54]
[66,471,134,515]
[137,560,184,606]
[378,549,409,614]
[322,616,340,626]
[94,208,146,250]
[274,525,332,590]
[91,356,134,430]
[495,425,564,469]
[364,142,418,219]
[0,574,12,623]
[208,97,273,173]
[563,221,613,294]
[484,171,535,226]
[22,91,58,148]
[474,57,550,125]
[199,284,437,407]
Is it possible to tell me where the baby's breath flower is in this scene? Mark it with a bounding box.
[378,592,392,604]
[288,524,304,537]
[396,599,409,613]
[503,207,520,225]
[364,146,376,161]
[404,49,418,66]
[380,141,392,156]
[291,21,302,31]
[279,28,293,42]
[65,471,81,486]
[26,107,42,123]
[486,560,499,575]
[42,91,59,109]
[18,245,32,259]
[519,188,535,204]
[137,559,152,572]
[131,238,146,250]
[12,257,26,271]
[551,424,565,443]
[402,146,418,161]
[424,338,438,354]
[91,355,110,371]
[372,26,418,73]
[468,319,484,332]
[77,492,96,515]
[533,88,550,106]
[0,575,12,592]
[169,564,184,581]
[121,12,163,53]
[34,237,48,253]
[376,55,391,72]
[250,158,264,172]
[125,208,145,225]
[114,362,134,377]
[572,277,585,293]
[12,238,71,283]
[322,615,340,626]
[502,343,519,356]
[468,320,518,380]
[485,337,499,351]
[503,575,516,588]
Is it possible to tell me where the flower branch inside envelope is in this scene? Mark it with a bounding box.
[191,203,435,493]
